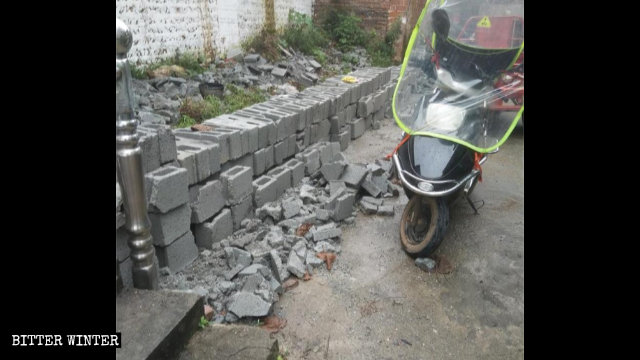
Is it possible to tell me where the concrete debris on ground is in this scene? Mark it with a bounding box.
[415,257,437,272]
[132,47,371,128]
[157,148,399,323]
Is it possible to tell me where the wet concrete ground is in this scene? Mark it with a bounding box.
[272,117,524,359]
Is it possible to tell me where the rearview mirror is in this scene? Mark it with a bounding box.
[431,9,450,38]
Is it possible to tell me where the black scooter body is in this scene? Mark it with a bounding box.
[396,135,475,198]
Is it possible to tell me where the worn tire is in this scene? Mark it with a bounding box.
[399,196,449,258]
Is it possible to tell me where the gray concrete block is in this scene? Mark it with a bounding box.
[268,249,285,283]
[364,114,373,130]
[283,159,305,186]
[329,180,347,196]
[228,292,272,318]
[328,142,342,161]
[361,196,384,206]
[282,197,302,219]
[329,115,341,134]
[273,140,287,165]
[189,179,225,224]
[295,148,320,176]
[252,175,278,208]
[349,118,365,140]
[357,95,374,118]
[173,129,230,165]
[155,231,198,273]
[339,164,370,189]
[361,176,382,197]
[174,137,221,176]
[346,103,357,122]
[253,147,268,176]
[205,115,259,155]
[331,192,355,221]
[313,118,331,143]
[311,142,333,166]
[330,128,350,151]
[221,166,253,205]
[144,166,189,214]
[231,194,253,231]
[233,110,277,146]
[374,90,386,111]
[320,162,346,181]
[374,108,385,122]
[138,131,161,174]
[360,200,378,215]
[378,205,395,216]
[176,143,210,185]
[287,133,298,158]
[220,153,253,174]
[194,208,233,248]
[263,145,275,172]
[287,249,306,278]
[312,223,342,242]
[266,166,292,198]
[211,127,243,160]
[149,204,192,247]
[140,125,178,164]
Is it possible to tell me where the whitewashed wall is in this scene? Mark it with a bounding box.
[116,0,315,65]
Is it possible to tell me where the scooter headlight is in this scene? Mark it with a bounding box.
[417,181,434,192]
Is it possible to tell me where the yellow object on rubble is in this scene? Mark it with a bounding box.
[341,76,357,83]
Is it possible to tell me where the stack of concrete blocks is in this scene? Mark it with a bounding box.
[117,67,399,284]
[116,123,195,287]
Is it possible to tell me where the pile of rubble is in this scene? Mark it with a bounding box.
[159,146,401,324]
[132,47,370,127]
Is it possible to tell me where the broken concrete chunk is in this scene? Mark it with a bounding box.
[312,223,342,242]
[313,241,336,253]
[377,205,394,216]
[361,176,382,197]
[360,200,378,215]
[228,292,271,318]
[306,251,324,268]
[320,162,346,181]
[267,250,285,283]
[286,250,306,278]
[272,67,288,78]
[282,197,303,219]
[339,164,370,189]
[415,257,437,272]
[361,196,383,206]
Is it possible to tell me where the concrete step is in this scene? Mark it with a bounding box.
[178,324,279,360]
[116,288,204,360]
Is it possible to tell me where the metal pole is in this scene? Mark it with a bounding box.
[116,19,159,290]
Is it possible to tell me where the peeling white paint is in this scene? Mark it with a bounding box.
[116,0,315,64]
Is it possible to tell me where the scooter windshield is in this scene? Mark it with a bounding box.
[392,0,523,153]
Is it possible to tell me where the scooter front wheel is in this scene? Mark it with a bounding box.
[399,196,449,258]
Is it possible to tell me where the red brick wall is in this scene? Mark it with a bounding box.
[313,0,429,60]
[314,0,391,35]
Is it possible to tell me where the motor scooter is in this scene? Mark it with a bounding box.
[391,0,524,257]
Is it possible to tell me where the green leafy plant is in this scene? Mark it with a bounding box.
[281,10,329,55]
[322,10,370,52]
[312,48,328,66]
[366,18,402,67]
[198,316,209,329]
[176,85,267,128]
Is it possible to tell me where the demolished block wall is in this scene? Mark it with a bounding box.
[116,66,401,288]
